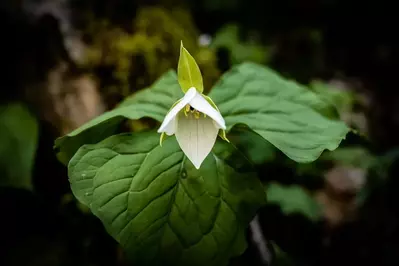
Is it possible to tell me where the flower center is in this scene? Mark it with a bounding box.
[184,104,204,119]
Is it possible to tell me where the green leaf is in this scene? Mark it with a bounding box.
[0,103,38,190]
[209,63,349,163]
[178,41,204,93]
[54,70,182,165]
[69,131,265,266]
[266,183,322,221]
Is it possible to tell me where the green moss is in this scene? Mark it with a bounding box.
[80,7,220,107]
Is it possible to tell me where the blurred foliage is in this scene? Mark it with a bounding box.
[367,149,399,182]
[271,242,298,266]
[0,103,38,190]
[232,125,276,161]
[81,6,220,108]
[266,183,322,222]
[320,147,375,170]
[211,24,270,65]
[309,80,369,136]
[310,81,354,118]
[357,149,399,205]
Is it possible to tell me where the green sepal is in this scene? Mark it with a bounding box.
[159,132,167,146]
[178,41,204,93]
[219,129,230,142]
[203,94,220,112]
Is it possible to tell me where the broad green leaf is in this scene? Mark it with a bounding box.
[266,183,322,221]
[178,42,204,93]
[54,70,182,165]
[209,63,349,163]
[69,132,265,266]
[0,103,38,190]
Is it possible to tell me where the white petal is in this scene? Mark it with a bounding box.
[163,117,176,136]
[175,112,219,169]
[188,93,226,130]
[157,87,197,133]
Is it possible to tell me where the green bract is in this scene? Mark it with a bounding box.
[56,44,350,266]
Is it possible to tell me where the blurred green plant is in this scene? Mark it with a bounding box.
[210,24,270,65]
[356,149,399,205]
[310,81,354,118]
[0,103,38,190]
[266,183,322,221]
[221,124,277,168]
[321,147,375,170]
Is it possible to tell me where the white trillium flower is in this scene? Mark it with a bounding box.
[157,87,226,169]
